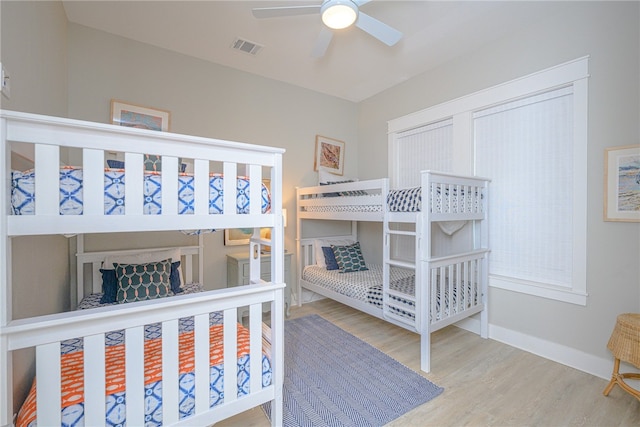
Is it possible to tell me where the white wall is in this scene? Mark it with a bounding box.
[358,1,640,378]
[1,0,71,320]
[0,0,71,415]
[66,23,360,291]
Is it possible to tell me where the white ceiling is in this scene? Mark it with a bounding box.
[62,1,570,102]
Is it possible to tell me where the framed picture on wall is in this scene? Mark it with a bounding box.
[111,100,171,131]
[314,135,345,175]
[604,144,640,222]
[224,228,254,245]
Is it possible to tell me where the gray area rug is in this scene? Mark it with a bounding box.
[263,314,443,426]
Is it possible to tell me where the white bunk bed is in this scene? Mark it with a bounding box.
[0,110,285,426]
[296,171,490,373]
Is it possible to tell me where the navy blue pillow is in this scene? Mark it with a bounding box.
[322,246,340,270]
[100,260,182,303]
[106,159,125,169]
[99,268,118,304]
[170,261,183,294]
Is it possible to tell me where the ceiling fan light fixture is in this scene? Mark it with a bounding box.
[321,0,358,30]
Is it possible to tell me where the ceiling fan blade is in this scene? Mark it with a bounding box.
[252,5,321,19]
[311,27,333,58]
[355,12,403,46]
[354,0,372,7]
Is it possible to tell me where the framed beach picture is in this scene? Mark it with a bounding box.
[314,135,345,176]
[111,100,170,132]
[604,144,640,222]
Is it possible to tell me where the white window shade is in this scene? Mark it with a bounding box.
[475,86,574,288]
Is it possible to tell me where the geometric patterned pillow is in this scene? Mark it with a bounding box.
[114,259,172,303]
[331,242,368,273]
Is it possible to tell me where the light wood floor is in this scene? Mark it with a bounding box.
[218,299,640,426]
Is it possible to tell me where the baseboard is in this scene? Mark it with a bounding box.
[455,316,620,380]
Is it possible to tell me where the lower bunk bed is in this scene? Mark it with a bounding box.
[7,243,283,427]
[299,237,487,339]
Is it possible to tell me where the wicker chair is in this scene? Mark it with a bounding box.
[603,313,640,400]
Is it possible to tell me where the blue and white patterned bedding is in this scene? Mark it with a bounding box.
[386,185,483,213]
[10,168,271,215]
[18,283,273,427]
[303,264,479,322]
[302,264,414,302]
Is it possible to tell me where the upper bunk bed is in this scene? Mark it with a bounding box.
[296,171,487,225]
[2,109,283,236]
[0,110,286,426]
[296,178,388,222]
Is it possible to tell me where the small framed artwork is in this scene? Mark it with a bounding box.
[604,144,640,222]
[224,228,254,246]
[224,228,272,247]
[314,135,345,176]
[111,100,170,132]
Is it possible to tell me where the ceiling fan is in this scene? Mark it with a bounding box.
[252,0,403,58]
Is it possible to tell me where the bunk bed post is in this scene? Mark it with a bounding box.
[0,114,12,427]
[269,152,284,427]
[419,171,432,373]
[479,180,490,339]
[197,233,204,283]
[74,235,83,309]
[295,186,302,307]
[248,163,264,287]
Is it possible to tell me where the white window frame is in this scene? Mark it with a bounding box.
[388,57,589,305]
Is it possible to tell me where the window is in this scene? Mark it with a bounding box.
[389,57,588,305]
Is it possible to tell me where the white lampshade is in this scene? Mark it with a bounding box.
[321,0,358,30]
[282,208,288,228]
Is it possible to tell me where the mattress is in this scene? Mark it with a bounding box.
[16,283,273,427]
[10,168,271,216]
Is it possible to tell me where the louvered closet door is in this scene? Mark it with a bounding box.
[394,119,453,188]
[392,119,454,260]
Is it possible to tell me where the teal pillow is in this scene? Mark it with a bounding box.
[114,259,171,303]
[331,242,368,273]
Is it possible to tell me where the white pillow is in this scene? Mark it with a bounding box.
[314,238,355,267]
[103,248,184,286]
[437,221,467,236]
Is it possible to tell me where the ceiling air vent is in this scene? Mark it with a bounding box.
[231,38,263,56]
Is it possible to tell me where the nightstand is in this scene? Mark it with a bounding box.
[226,251,292,317]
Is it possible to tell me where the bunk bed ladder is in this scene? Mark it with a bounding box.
[382,221,419,331]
